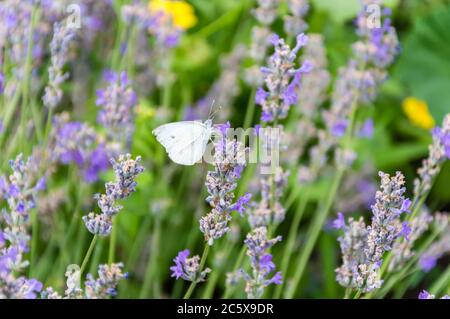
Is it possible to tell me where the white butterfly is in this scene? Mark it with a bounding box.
[152,119,214,165]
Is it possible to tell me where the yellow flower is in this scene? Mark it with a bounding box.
[402,97,435,129]
[148,0,197,30]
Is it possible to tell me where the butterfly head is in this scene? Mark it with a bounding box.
[204,119,213,128]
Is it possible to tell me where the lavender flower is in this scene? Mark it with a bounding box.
[335,164,376,213]
[297,34,330,119]
[256,33,311,123]
[418,290,450,299]
[244,0,280,86]
[42,263,127,299]
[283,0,309,38]
[414,114,450,198]
[252,0,279,26]
[84,263,127,299]
[83,154,144,236]
[319,2,399,171]
[388,209,433,272]
[96,70,137,155]
[43,19,77,109]
[419,215,450,272]
[358,118,374,138]
[336,171,411,293]
[0,1,47,97]
[250,167,290,227]
[0,154,43,299]
[170,249,211,283]
[240,227,282,298]
[200,130,248,245]
[49,113,109,183]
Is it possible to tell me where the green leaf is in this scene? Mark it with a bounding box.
[311,0,360,23]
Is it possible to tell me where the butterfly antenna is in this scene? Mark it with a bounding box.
[210,105,223,121]
[208,99,216,119]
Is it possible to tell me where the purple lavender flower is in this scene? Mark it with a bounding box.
[43,263,127,299]
[418,221,450,273]
[83,154,144,236]
[418,290,450,299]
[358,119,374,138]
[419,256,437,273]
[414,115,450,197]
[170,249,190,280]
[43,19,77,109]
[336,171,410,293]
[49,113,109,183]
[400,198,412,214]
[256,33,310,123]
[230,193,252,216]
[284,0,309,37]
[96,70,137,155]
[389,209,433,272]
[419,290,433,299]
[319,1,399,174]
[0,154,44,298]
[169,249,210,283]
[333,212,346,230]
[401,222,411,241]
[331,120,349,137]
[240,227,283,298]
[84,263,127,299]
[200,129,248,245]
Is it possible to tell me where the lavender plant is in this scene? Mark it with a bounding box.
[0,0,448,301]
[0,154,44,298]
[335,172,411,294]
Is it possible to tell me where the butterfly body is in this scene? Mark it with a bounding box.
[152,119,213,165]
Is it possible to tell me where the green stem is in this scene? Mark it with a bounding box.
[284,168,344,298]
[80,235,98,277]
[140,216,162,298]
[183,244,210,299]
[274,189,309,298]
[162,80,172,110]
[430,266,450,295]
[202,241,235,298]
[243,88,256,129]
[353,290,362,299]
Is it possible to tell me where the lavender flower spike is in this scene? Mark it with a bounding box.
[240,227,282,298]
[96,70,137,155]
[336,171,410,293]
[83,154,144,236]
[256,33,311,123]
[0,154,44,298]
[43,19,77,109]
[414,114,450,197]
[200,128,248,246]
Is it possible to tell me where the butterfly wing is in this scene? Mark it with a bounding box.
[152,121,210,165]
